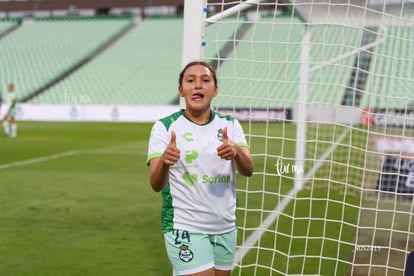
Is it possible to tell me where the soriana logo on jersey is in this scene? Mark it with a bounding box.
[182,172,231,186]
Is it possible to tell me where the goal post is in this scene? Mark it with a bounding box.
[181,0,414,274]
[180,0,207,109]
[181,0,206,65]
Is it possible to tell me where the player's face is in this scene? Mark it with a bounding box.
[179,64,218,114]
[7,84,14,92]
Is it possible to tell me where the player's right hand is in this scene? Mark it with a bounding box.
[162,131,180,166]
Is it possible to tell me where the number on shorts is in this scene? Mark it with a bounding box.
[174,230,191,245]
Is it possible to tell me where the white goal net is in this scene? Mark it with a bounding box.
[183,0,414,274]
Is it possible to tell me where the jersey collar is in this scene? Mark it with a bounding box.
[181,109,215,126]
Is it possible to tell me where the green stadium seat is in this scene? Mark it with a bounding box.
[209,16,364,109]
[0,16,131,101]
[210,16,303,109]
[359,27,414,109]
[5,14,408,110]
[0,18,19,35]
[32,17,183,105]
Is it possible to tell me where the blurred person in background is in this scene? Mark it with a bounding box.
[2,83,18,138]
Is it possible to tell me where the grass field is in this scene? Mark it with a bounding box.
[0,121,361,276]
[234,123,362,275]
[0,121,172,275]
[1,121,411,275]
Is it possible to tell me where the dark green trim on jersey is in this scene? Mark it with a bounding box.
[161,183,174,231]
[159,110,184,131]
[160,109,235,129]
[182,109,215,126]
[214,110,235,122]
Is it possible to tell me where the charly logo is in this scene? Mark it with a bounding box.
[182,132,194,142]
[179,244,194,262]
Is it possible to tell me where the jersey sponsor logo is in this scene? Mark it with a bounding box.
[182,173,231,186]
[183,172,198,186]
[185,150,198,164]
[202,174,231,184]
[182,132,194,142]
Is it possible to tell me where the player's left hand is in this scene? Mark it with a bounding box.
[217,127,238,160]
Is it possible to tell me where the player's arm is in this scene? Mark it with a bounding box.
[217,127,254,177]
[149,157,171,192]
[233,145,254,177]
[149,131,180,192]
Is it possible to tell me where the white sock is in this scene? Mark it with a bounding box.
[3,121,9,135]
[11,123,17,137]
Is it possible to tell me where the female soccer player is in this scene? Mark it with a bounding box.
[147,61,253,276]
[2,83,17,138]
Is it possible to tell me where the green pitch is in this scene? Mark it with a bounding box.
[2,121,404,275]
[0,122,171,275]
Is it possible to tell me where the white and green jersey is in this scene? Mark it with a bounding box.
[5,92,16,115]
[147,110,249,234]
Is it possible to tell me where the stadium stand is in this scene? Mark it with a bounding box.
[205,17,249,65]
[1,13,410,110]
[0,16,132,102]
[31,16,183,105]
[0,18,20,38]
[308,24,364,106]
[211,16,303,108]
[211,16,365,109]
[359,26,414,109]
[31,15,248,106]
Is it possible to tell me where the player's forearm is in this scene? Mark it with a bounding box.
[234,146,254,177]
[149,158,170,192]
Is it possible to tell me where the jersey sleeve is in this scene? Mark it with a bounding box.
[146,121,169,165]
[232,119,249,148]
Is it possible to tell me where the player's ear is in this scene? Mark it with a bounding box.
[213,85,218,97]
[178,86,183,97]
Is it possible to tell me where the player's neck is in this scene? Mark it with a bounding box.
[184,108,212,125]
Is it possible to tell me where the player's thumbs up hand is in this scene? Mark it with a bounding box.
[222,126,229,142]
[170,130,177,146]
[217,127,238,160]
[162,131,180,166]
